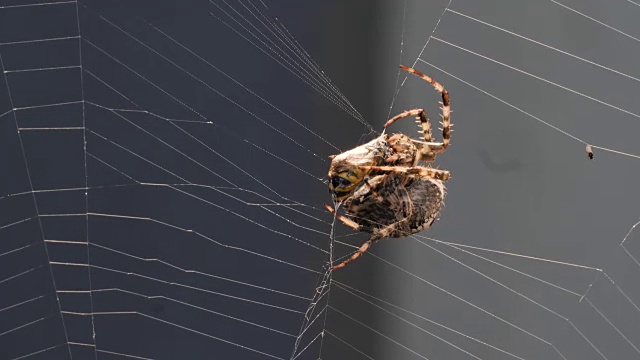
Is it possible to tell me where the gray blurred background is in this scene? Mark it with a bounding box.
[1,0,640,359]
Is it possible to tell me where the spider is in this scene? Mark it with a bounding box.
[326,65,452,271]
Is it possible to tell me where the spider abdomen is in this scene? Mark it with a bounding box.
[343,173,445,238]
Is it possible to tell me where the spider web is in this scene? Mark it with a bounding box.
[1,0,640,359]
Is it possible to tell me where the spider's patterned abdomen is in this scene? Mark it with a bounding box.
[343,173,445,238]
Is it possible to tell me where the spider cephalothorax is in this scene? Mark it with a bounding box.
[327,133,423,201]
[326,65,452,270]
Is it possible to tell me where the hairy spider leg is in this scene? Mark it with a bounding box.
[385,109,439,162]
[385,108,435,142]
[331,219,406,271]
[363,178,384,202]
[358,165,450,182]
[396,65,452,154]
[325,203,400,270]
[331,234,379,270]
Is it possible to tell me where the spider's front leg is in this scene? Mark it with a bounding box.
[358,165,450,182]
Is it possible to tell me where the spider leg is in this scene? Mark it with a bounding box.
[385,108,435,142]
[324,203,361,231]
[358,165,450,182]
[331,217,409,270]
[363,178,384,202]
[400,65,452,153]
[385,109,440,162]
[331,231,382,271]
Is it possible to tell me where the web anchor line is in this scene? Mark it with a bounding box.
[209,0,369,129]
[290,205,338,359]
[387,0,453,118]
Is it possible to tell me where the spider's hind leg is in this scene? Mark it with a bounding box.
[324,203,361,231]
[331,219,405,271]
[331,232,382,271]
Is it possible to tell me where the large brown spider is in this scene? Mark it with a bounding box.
[326,65,452,270]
